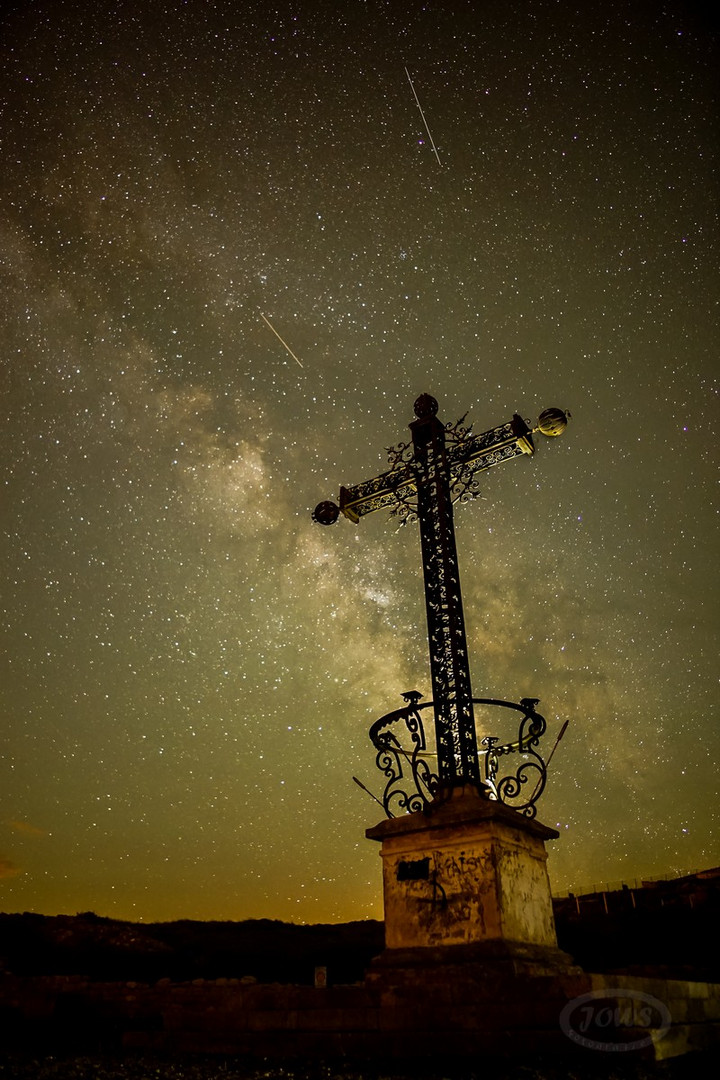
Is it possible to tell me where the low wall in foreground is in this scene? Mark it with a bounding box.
[1,969,719,1063]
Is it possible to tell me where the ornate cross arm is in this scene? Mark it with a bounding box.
[446,415,533,473]
[312,464,415,525]
[312,407,567,526]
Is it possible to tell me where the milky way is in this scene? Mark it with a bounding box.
[1,0,717,922]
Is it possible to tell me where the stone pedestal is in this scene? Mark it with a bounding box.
[365,785,576,980]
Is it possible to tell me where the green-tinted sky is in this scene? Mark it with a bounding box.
[1,0,717,922]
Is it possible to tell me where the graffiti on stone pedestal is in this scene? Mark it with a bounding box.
[394,848,494,940]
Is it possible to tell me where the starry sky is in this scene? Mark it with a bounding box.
[1,0,718,924]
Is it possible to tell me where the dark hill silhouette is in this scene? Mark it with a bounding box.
[0,868,717,984]
[0,911,384,984]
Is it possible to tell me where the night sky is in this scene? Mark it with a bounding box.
[1,0,717,924]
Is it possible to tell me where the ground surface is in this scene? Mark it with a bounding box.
[0,1053,714,1080]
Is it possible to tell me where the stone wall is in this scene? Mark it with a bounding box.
[1,969,719,1062]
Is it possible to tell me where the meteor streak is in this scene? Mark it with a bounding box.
[405,65,442,167]
[259,312,305,368]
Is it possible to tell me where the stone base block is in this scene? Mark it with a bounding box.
[366,938,581,987]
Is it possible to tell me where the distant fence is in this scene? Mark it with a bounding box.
[553,867,705,899]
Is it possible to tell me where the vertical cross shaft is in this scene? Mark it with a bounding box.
[411,397,480,786]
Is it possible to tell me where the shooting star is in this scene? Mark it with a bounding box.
[259,311,304,368]
[405,65,442,167]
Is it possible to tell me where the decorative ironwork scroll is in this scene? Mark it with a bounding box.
[369,694,550,819]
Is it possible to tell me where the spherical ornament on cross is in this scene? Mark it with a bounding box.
[537,408,569,437]
[312,500,340,525]
[413,394,439,418]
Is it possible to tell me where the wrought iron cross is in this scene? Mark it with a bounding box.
[313,394,568,791]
